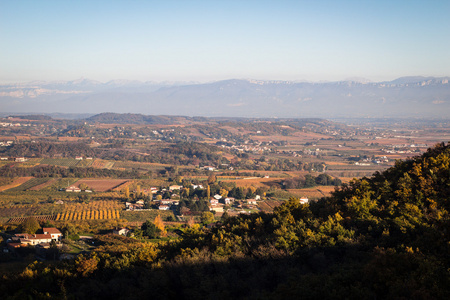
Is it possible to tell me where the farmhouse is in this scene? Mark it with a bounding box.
[113,227,130,236]
[191,184,204,189]
[300,197,309,204]
[201,166,216,171]
[169,185,183,191]
[223,197,235,205]
[66,186,81,192]
[43,227,62,241]
[247,199,257,205]
[11,233,53,246]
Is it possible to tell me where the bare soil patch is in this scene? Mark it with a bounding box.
[75,179,130,192]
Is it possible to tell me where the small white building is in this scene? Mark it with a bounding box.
[113,227,130,236]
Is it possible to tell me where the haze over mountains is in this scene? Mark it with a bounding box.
[1,77,449,118]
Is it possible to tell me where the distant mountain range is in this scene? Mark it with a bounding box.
[1,76,449,118]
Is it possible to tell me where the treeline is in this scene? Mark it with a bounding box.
[0,141,95,158]
[99,141,225,166]
[282,173,342,189]
[1,140,226,167]
[0,164,142,179]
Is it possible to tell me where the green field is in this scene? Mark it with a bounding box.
[40,158,81,167]
[121,210,175,223]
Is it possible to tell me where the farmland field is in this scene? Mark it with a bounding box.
[113,161,167,171]
[75,179,130,192]
[287,186,337,199]
[0,177,34,192]
[258,200,285,212]
[6,177,54,192]
[40,158,81,167]
[29,178,58,190]
[122,210,174,223]
[7,215,56,224]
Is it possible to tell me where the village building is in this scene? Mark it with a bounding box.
[43,227,63,241]
[300,197,309,204]
[169,185,183,191]
[191,184,204,189]
[113,227,130,236]
[246,199,257,205]
[223,197,235,205]
[66,186,81,192]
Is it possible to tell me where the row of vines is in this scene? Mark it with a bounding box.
[55,209,121,221]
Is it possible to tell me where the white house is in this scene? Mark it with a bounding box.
[43,227,62,241]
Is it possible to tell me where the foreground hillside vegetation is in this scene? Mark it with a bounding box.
[1,142,449,299]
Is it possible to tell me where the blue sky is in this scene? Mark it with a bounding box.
[1,0,449,83]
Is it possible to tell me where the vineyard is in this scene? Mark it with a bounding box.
[55,209,121,221]
[258,200,285,212]
[122,210,174,223]
[0,205,40,219]
[6,177,54,192]
[40,158,81,167]
[55,200,123,221]
[0,177,33,192]
[29,178,58,191]
[90,159,109,169]
[1,200,124,224]
[113,161,166,172]
[7,215,56,224]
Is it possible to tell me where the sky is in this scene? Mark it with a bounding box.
[1,0,450,83]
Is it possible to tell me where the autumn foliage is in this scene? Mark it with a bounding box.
[2,143,450,299]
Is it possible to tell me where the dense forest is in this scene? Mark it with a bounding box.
[1,143,449,299]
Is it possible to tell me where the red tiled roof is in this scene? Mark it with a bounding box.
[43,227,62,234]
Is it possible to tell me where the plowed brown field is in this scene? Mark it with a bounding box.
[75,179,130,192]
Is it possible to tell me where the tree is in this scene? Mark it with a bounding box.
[63,223,79,240]
[17,217,40,234]
[206,185,211,199]
[153,215,166,236]
[200,211,215,225]
[141,220,161,239]
[207,174,217,184]
[124,186,130,199]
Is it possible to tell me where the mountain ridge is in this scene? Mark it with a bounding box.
[1,77,449,118]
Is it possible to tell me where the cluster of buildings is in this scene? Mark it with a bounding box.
[65,186,93,193]
[5,227,63,251]
[0,156,27,162]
